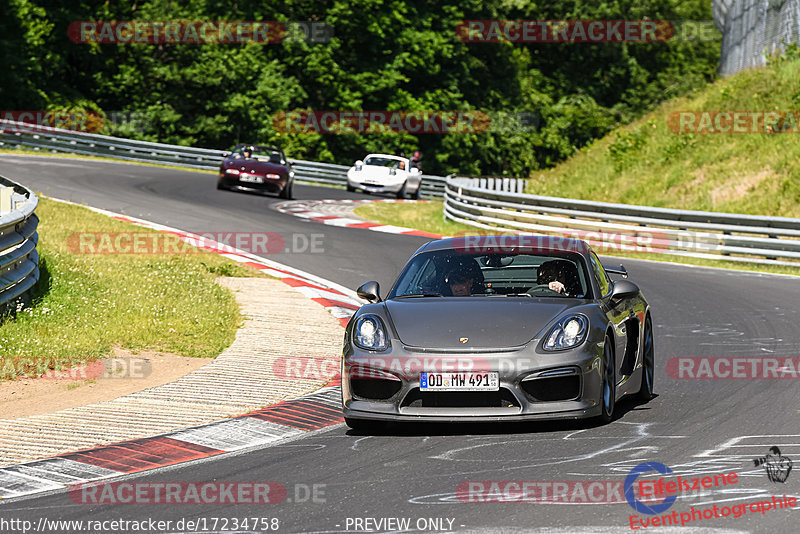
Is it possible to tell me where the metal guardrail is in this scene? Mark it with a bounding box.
[0,176,40,313]
[444,176,800,267]
[0,120,448,197]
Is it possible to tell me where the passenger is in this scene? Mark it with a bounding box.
[537,260,580,296]
[444,258,484,296]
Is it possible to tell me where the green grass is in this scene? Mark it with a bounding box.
[525,56,800,217]
[0,198,256,379]
[353,200,800,277]
[354,200,473,236]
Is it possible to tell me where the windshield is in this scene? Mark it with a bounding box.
[388,250,592,299]
[364,156,404,168]
[232,144,283,163]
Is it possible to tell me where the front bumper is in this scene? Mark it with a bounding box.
[346,172,404,193]
[219,172,288,193]
[342,340,605,422]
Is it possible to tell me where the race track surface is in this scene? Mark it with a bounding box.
[1,155,797,534]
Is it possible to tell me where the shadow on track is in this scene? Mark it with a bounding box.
[344,394,660,437]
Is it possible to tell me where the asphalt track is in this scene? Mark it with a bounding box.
[1,154,799,533]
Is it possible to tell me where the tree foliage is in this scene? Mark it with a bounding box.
[2,0,720,176]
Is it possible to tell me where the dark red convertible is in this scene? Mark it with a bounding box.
[217,144,295,199]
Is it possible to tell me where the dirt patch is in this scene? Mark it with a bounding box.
[0,346,212,419]
[681,161,774,207]
[711,168,773,207]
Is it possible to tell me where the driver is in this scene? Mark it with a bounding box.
[446,270,474,296]
[243,145,254,159]
[537,260,578,296]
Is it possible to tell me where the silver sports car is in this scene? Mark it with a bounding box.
[341,235,654,430]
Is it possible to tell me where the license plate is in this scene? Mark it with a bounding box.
[240,174,263,183]
[420,372,499,391]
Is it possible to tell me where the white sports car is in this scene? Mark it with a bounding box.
[346,154,423,199]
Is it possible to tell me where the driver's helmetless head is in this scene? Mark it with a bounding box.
[446,271,474,296]
[538,261,566,284]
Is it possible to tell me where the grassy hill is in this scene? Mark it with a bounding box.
[525,53,800,218]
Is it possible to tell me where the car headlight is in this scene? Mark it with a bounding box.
[225,169,240,175]
[544,315,588,351]
[353,315,389,351]
[266,173,280,179]
[355,163,362,171]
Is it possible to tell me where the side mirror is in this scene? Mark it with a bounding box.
[610,280,639,301]
[357,281,381,303]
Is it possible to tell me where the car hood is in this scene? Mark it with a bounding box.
[384,298,574,349]
[354,166,403,179]
[223,159,287,175]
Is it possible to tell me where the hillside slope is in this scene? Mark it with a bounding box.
[526,54,800,217]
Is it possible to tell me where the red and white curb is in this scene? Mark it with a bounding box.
[0,385,343,500]
[276,199,444,239]
[0,201,357,501]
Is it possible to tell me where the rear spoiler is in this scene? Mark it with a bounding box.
[605,264,628,278]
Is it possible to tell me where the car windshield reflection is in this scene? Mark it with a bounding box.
[388,250,592,299]
[364,157,403,167]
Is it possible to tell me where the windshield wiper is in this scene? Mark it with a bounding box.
[503,293,532,297]
[395,293,444,298]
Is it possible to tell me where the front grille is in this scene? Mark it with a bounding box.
[401,388,520,408]
[521,375,581,402]
[351,379,402,401]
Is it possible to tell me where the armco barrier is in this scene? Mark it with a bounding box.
[0,176,40,313]
[0,120,449,197]
[444,176,800,267]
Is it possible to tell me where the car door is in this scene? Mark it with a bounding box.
[589,252,628,382]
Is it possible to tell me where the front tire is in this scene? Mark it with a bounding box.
[216,179,226,190]
[346,183,356,192]
[597,335,616,424]
[396,181,407,199]
[636,316,654,401]
[279,179,294,199]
